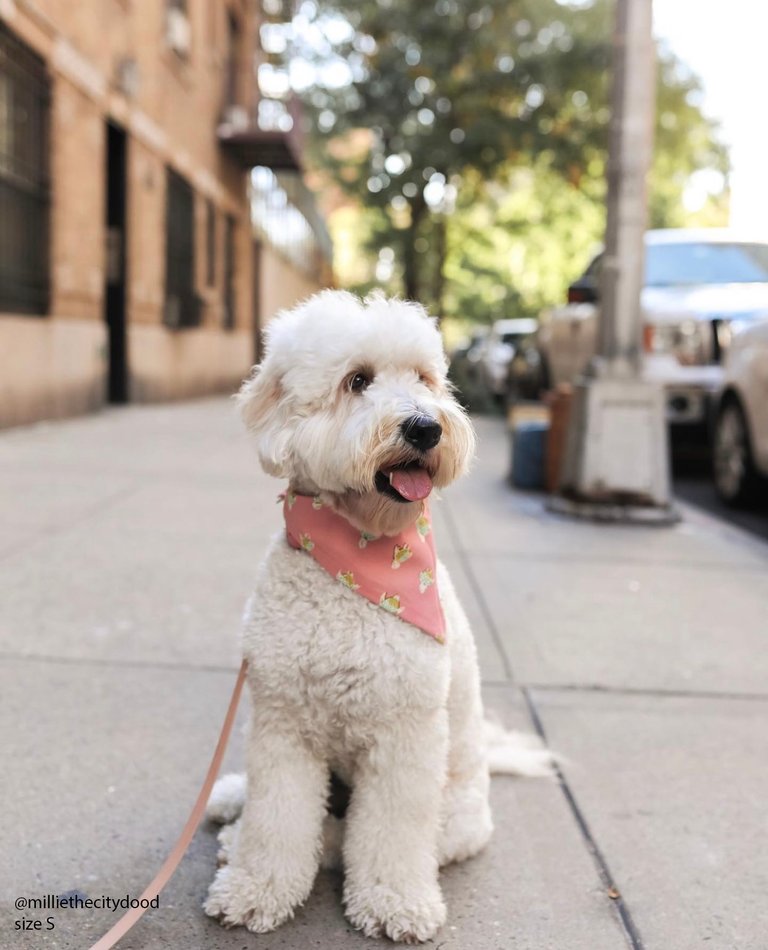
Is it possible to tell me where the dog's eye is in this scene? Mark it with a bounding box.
[348,372,372,393]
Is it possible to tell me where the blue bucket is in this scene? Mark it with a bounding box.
[511,421,548,490]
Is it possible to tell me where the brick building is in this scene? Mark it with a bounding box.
[0,0,332,428]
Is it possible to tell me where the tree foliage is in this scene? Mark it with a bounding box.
[443,162,606,323]
[281,0,729,319]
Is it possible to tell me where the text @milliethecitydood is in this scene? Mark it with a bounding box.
[12,893,159,933]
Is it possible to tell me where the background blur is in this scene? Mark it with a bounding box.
[2,0,766,526]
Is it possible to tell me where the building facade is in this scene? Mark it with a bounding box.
[0,0,331,428]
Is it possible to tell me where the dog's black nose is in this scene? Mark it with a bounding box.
[401,415,442,451]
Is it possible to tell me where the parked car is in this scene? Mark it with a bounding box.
[448,327,490,409]
[508,230,768,433]
[712,318,768,505]
[505,331,549,404]
[480,318,538,402]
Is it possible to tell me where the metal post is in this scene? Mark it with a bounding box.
[597,0,653,376]
[551,0,678,524]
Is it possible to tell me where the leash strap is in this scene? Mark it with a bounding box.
[89,659,248,950]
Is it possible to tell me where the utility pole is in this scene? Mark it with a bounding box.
[551,0,678,523]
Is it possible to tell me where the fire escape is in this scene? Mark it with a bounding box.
[216,2,303,172]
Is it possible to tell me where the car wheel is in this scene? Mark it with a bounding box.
[713,399,759,506]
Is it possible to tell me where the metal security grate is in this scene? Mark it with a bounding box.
[205,197,216,287]
[164,167,199,328]
[0,23,50,314]
[223,214,235,330]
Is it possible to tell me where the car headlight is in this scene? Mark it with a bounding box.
[643,320,713,366]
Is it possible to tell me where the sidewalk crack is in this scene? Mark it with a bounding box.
[520,682,768,703]
[523,687,645,950]
[0,651,240,675]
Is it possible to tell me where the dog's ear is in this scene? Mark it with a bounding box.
[237,361,292,477]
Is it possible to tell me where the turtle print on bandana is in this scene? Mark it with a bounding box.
[282,492,446,643]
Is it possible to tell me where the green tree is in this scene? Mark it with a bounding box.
[650,49,729,228]
[443,162,606,324]
[284,0,727,314]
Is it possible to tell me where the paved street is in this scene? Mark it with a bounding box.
[1,400,767,950]
[675,468,768,544]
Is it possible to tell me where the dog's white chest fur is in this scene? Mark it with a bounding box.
[242,534,451,767]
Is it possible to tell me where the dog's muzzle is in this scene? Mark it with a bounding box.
[372,415,441,504]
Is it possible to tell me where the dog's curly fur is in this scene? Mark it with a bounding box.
[204,291,553,943]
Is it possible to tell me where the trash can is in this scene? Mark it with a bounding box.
[511,421,548,490]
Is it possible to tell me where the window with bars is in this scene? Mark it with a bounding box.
[0,23,50,315]
[223,215,236,330]
[164,168,200,329]
[206,198,216,287]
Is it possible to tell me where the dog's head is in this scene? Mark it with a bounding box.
[238,290,475,535]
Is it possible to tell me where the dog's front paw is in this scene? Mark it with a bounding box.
[344,883,446,944]
[204,865,297,933]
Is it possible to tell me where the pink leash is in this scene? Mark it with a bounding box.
[89,660,248,949]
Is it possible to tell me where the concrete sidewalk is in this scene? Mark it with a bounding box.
[1,400,766,950]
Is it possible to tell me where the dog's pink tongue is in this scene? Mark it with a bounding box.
[390,467,433,501]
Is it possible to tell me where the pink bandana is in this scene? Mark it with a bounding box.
[282,491,446,643]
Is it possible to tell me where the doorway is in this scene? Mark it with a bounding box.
[104,122,128,403]
[252,238,262,363]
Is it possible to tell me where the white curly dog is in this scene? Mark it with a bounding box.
[204,291,553,943]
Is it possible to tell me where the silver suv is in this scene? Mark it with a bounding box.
[517,230,768,431]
